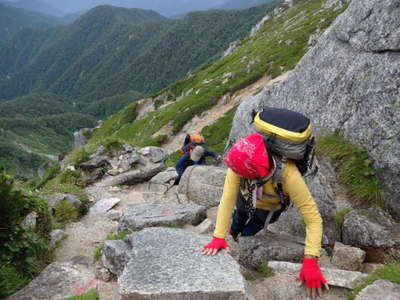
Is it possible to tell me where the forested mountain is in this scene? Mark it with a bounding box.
[0,2,279,102]
[38,0,227,17]
[215,0,275,10]
[0,0,63,16]
[0,2,60,42]
[0,2,281,177]
[0,93,96,177]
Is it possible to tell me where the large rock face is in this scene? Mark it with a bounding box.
[230,0,400,219]
[110,228,253,300]
[342,209,400,261]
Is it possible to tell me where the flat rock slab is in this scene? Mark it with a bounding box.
[268,261,368,289]
[238,232,305,269]
[89,197,121,214]
[118,202,207,232]
[8,256,97,300]
[118,228,253,300]
[355,279,400,300]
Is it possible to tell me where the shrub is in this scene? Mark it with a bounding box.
[0,266,29,299]
[54,200,79,225]
[0,167,51,297]
[35,164,61,189]
[68,147,91,165]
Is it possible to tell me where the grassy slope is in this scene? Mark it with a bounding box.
[87,0,346,157]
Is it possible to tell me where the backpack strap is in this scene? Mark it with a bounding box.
[270,156,292,211]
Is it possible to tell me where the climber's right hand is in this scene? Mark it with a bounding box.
[201,237,229,256]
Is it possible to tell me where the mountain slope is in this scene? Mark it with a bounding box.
[82,0,347,157]
[0,2,60,42]
[0,93,96,178]
[1,0,63,16]
[0,3,279,102]
[38,0,228,16]
[216,0,275,10]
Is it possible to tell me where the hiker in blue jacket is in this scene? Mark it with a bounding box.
[174,145,221,185]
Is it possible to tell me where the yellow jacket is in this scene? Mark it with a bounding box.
[213,160,323,257]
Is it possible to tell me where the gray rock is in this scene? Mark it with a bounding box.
[117,153,141,172]
[229,0,400,220]
[102,163,166,186]
[80,155,109,170]
[8,256,96,300]
[342,209,398,251]
[93,261,112,282]
[21,211,38,229]
[118,202,207,232]
[44,193,81,212]
[361,263,384,274]
[107,209,122,221]
[331,242,366,271]
[73,128,91,148]
[82,168,105,185]
[178,165,226,208]
[268,261,368,289]
[149,168,178,184]
[248,267,349,300]
[102,240,132,276]
[118,228,253,300]
[89,145,106,159]
[89,197,120,214]
[237,232,306,269]
[137,146,168,163]
[355,279,400,300]
[50,229,68,247]
[193,218,214,234]
[121,144,134,154]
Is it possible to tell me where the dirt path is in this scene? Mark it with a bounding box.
[54,178,181,299]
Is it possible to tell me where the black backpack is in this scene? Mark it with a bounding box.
[248,107,318,210]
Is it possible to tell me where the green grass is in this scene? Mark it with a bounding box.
[347,263,400,300]
[0,266,29,299]
[87,0,346,151]
[54,200,79,225]
[317,133,383,207]
[201,106,237,154]
[259,261,274,277]
[334,208,352,228]
[241,261,275,281]
[93,231,132,261]
[42,176,90,215]
[65,289,99,300]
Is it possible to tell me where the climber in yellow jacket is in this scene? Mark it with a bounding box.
[201,130,329,298]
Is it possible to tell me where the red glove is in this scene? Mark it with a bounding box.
[298,258,327,288]
[203,237,229,251]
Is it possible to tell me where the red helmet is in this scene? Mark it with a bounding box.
[224,133,271,179]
